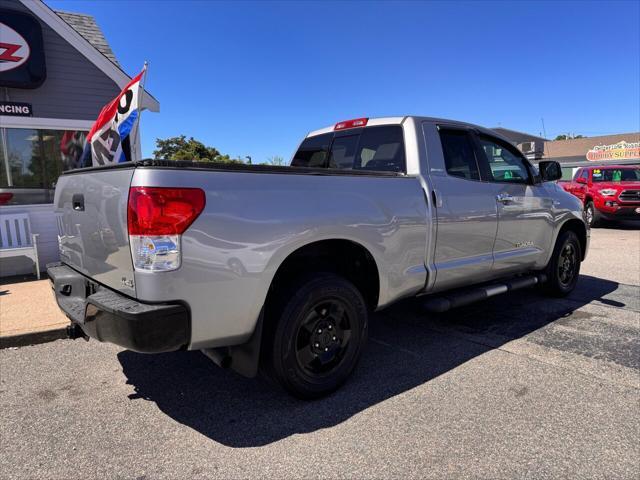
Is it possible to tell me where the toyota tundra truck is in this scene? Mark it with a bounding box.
[559,165,640,227]
[48,116,588,398]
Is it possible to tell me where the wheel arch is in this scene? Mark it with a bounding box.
[265,238,381,311]
[556,218,588,261]
[223,238,381,379]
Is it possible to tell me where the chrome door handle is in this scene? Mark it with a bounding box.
[496,193,514,203]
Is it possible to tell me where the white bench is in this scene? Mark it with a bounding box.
[0,213,40,279]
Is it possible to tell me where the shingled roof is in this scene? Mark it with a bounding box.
[54,10,120,67]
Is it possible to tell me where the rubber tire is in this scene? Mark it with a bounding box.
[543,230,582,297]
[585,201,601,228]
[265,273,368,399]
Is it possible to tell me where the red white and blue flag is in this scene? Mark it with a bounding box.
[80,67,146,167]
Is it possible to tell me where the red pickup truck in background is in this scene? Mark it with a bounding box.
[559,165,640,227]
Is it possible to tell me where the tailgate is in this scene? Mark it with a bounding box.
[54,167,136,297]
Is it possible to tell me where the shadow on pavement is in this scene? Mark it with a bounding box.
[118,274,622,448]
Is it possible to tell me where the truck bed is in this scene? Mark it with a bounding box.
[62,159,405,177]
[54,161,429,349]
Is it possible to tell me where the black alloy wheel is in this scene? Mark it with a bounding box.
[265,273,368,399]
[557,242,578,287]
[295,298,352,376]
[543,230,582,297]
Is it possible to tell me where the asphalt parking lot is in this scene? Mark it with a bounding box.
[1,225,639,479]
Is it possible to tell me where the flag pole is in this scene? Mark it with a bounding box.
[131,61,148,161]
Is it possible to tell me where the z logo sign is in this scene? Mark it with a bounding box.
[0,23,30,72]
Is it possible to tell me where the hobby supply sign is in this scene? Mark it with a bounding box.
[586,141,640,162]
[0,10,46,89]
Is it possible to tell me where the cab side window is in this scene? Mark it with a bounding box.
[438,129,480,181]
[477,135,530,184]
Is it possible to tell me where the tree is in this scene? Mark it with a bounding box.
[554,134,585,141]
[265,155,286,166]
[153,135,241,163]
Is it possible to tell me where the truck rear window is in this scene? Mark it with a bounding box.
[291,126,405,173]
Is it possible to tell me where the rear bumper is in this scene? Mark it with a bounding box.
[47,263,190,353]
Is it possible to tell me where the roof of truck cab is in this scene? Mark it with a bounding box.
[306,117,406,137]
[305,116,513,145]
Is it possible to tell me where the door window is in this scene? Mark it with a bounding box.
[438,129,480,181]
[477,135,530,184]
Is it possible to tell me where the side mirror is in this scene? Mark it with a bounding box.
[576,176,587,184]
[539,161,562,182]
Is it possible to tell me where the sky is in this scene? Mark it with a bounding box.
[47,0,640,162]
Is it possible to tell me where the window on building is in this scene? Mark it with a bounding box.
[0,132,7,190]
[0,128,87,205]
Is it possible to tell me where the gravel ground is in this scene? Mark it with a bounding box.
[1,225,638,479]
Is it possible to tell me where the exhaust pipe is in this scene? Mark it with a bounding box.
[201,347,232,369]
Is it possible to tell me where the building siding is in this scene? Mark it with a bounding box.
[0,0,120,120]
[543,132,640,159]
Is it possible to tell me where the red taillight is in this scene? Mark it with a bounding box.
[334,117,368,130]
[128,187,206,235]
[0,193,14,205]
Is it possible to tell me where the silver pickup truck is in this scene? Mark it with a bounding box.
[49,116,588,398]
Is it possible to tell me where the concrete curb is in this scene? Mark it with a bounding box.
[0,328,68,349]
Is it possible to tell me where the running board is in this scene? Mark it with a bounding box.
[421,273,547,313]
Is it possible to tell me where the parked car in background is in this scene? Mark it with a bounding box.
[49,116,588,398]
[559,165,640,227]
